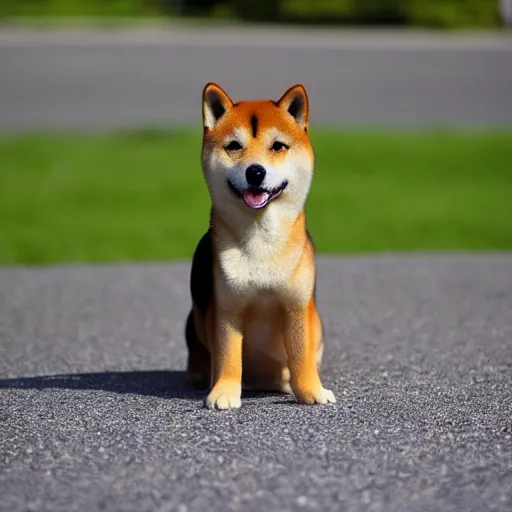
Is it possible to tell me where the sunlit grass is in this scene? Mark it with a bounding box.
[0,129,511,264]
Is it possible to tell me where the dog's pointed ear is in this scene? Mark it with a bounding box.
[202,82,233,130]
[277,84,309,131]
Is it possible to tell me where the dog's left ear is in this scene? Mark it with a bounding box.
[277,84,309,131]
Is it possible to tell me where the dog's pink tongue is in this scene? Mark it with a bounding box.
[243,190,269,208]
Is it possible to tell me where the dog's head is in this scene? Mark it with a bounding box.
[201,83,314,218]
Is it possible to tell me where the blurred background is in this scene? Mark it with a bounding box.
[0,1,511,264]
[0,0,510,27]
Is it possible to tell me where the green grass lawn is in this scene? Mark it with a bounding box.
[0,129,511,265]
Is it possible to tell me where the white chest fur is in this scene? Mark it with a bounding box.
[219,241,294,293]
[215,225,312,310]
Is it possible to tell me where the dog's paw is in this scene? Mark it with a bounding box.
[280,382,294,395]
[205,382,242,410]
[294,386,336,405]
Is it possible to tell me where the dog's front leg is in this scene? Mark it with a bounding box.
[283,305,336,405]
[205,311,243,410]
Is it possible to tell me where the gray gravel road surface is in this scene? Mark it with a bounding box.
[1,254,511,511]
[0,26,511,131]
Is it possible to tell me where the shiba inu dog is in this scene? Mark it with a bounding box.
[185,82,335,409]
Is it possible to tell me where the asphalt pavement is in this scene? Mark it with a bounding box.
[0,26,511,130]
[1,254,511,511]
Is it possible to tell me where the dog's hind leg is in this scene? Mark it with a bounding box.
[185,309,211,390]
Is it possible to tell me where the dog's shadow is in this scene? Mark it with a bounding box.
[0,370,285,402]
[0,370,201,400]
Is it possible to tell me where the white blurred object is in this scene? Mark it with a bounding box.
[500,0,512,25]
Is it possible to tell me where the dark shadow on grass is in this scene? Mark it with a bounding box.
[0,370,290,402]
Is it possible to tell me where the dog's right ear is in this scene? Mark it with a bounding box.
[202,83,233,130]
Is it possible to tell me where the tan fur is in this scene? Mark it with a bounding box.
[189,83,335,409]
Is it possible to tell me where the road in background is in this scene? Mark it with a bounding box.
[0,26,511,131]
[1,255,511,511]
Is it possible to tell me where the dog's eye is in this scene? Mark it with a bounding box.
[271,141,289,152]
[225,141,243,151]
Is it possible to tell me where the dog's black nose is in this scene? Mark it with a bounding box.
[246,164,266,188]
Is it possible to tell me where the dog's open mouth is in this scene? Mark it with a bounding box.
[228,180,288,209]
